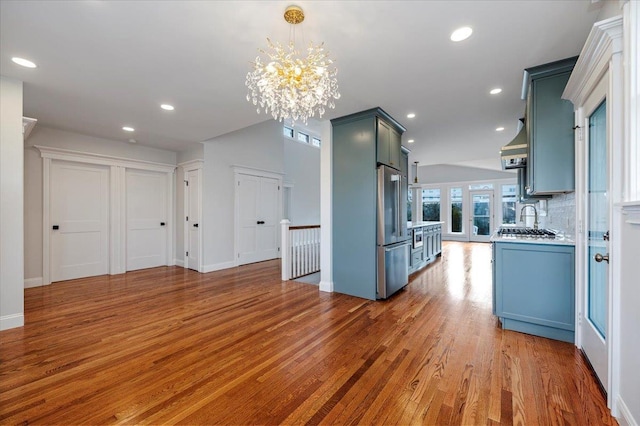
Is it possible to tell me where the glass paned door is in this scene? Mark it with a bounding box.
[470,191,493,242]
[587,100,607,338]
[582,91,608,394]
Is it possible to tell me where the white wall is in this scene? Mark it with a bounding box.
[618,212,640,423]
[201,120,284,270]
[0,76,24,330]
[23,126,177,281]
[283,137,320,225]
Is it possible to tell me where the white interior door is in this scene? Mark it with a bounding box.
[126,169,167,271]
[186,169,200,271]
[469,190,493,242]
[236,173,280,265]
[51,161,109,282]
[581,76,609,392]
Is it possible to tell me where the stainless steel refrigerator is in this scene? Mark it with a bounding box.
[376,164,411,299]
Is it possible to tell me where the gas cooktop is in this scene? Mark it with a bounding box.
[497,227,557,239]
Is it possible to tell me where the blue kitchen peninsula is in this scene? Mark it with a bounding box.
[408,221,443,274]
[491,233,575,343]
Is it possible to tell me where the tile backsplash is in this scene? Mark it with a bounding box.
[538,192,576,235]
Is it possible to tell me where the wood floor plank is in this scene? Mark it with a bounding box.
[0,242,618,425]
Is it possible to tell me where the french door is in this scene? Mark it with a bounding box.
[469,190,493,242]
[581,76,609,392]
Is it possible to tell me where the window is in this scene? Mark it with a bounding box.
[451,187,463,233]
[283,126,294,139]
[297,132,310,144]
[502,184,517,225]
[422,188,440,221]
[311,137,321,147]
[407,190,412,222]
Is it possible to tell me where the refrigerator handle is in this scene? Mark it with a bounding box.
[396,177,401,237]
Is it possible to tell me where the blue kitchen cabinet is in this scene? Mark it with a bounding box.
[523,57,577,195]
[331,108,406,300]
[377,118,402,169]
[493,242,575,343]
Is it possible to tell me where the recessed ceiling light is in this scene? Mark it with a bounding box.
[122,126,135,132]
[160,104,175,111]
[450,26,473,42]
[408,139,415,143]
[490,88,502,95]
[11,57,37,68]
[496,127,505,132]
[407,113,416,119]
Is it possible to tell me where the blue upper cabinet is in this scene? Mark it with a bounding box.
[376,117,402,169]
[524,57,577,195]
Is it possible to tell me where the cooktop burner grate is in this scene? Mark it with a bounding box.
[498,227,557,238]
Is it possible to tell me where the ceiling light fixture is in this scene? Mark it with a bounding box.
[496,127,505,132]
[160,104,175,111]
[11,57,37,68]
[408,139,415,143]
[407,113,416,119]
[450,26,473,42]
[122,126,135,132]
[490,88,502,95]
[245,5,340,124]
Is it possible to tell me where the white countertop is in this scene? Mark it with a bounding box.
[408,221,444,229]
[490,233,575,246]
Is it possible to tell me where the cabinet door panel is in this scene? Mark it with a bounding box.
[377,119,391,166]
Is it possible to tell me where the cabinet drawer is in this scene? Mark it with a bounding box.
[412,251,423,265]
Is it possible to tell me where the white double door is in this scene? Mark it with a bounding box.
[51,162,109,282]
[126,169,169,271]
[50,162,169,281]
[236,173,280,265]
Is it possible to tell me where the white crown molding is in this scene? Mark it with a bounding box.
[178,159,204,170]
[619,201,640,225]
[22,117,37,140]
[35,145,176,173]
[563,15,623,106]
[231,164,284,180]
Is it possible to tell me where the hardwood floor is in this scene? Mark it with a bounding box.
[0,242,616,425]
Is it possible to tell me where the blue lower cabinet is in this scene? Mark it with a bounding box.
[409,224,442,274]
[493,242,575,343]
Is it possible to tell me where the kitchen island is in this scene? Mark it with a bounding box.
[491,230,575,343]
[408,221,443,274]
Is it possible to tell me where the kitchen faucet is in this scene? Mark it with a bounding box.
[519,205,539,229]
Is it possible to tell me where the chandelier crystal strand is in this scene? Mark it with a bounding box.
[245,6,340,124]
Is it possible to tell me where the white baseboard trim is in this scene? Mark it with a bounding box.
[202,261,236,273]
[617,395,638,426]
[319,280,334,293]
[174,259,185,268]
[24,277,43,288]
[0,313,24,331]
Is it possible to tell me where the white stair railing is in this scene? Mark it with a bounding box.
[280,220,321,280]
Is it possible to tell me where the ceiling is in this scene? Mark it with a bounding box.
[0,1,605,170]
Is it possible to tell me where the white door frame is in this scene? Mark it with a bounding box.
[181,160,203,273]
[562,16,623,411]
[232,165,283,267]
[37,146,176,285]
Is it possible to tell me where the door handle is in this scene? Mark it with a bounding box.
[257,221,265,225]
[594,253,609,264]
[160,222,165,226]
[193,223,199,228]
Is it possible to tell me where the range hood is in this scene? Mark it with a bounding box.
[500,118,527,169]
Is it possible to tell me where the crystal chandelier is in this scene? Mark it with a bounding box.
[245,5,340,124]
